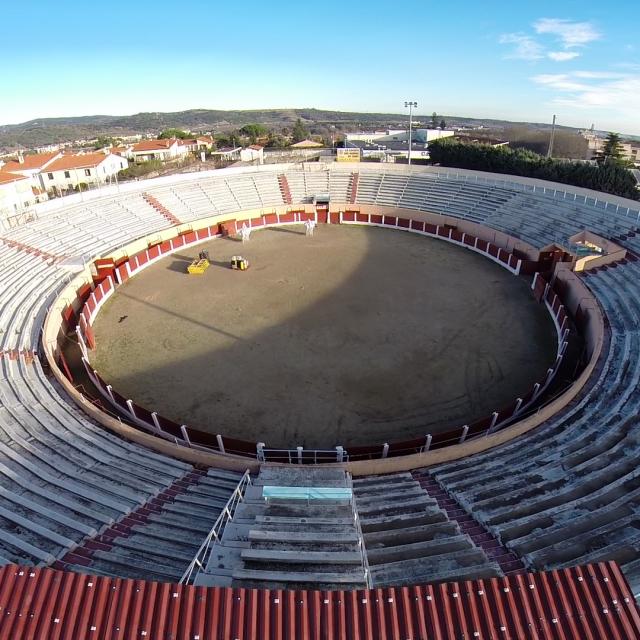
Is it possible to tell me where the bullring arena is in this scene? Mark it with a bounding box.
[1,163,640,637]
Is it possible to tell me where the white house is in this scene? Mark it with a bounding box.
[0,171,40,219]
[129,138,192,162]
[41,152,128,193]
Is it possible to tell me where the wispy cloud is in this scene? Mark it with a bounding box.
[532,71,640,123]
[548,51,580,62]
[533,18,601,49]
[499,33,544,60]
[500,17,600,63]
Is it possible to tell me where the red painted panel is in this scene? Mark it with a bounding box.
[159,240,173,253]
[450,229,463,242]
[173,234,186,248]
[488,244,499,258]
[382,216,397,226]
[116,264,129,283]
[148,244,161,260]
[264,213,278,225]
[424,222,437,234]
[250,217,264,228]
[436,226,448,238]
[330,212,340,225]
[476,238,488,252]
[463,234,475,246]
[356,212,369,223]
[342,210,356,222]
[397,217,411,229]
[316,210,328,224]
[410,219,424,232]
[279,211,296,224]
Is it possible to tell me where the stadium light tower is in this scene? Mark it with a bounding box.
[404,101,417,165]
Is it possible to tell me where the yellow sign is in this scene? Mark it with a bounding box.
[337,148,361,162]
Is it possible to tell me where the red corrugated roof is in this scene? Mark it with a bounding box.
[0,562,638,639]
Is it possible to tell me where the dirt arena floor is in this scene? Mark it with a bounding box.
[91,224,557,448]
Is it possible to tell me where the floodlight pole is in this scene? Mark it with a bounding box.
[405,101,417,165]
[547,114,557,158]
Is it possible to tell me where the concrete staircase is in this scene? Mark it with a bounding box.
[413,471,525,575]
[54,467,243,582]
[353,472,503,587]
[0,237,63,263]
[142,192,182,226]
[348,172,359,204]
[196,465,368,590]
[277,175,293,204]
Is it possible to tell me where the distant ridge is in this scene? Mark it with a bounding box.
[0,108,576,151]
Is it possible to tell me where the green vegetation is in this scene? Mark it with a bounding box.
[94,136,117,149]
[239,123,268,143]
[118,159,163,179]
[428,138,639,200]
[159,129,191,139]
[602,132,625,161]
[292,118,310,143]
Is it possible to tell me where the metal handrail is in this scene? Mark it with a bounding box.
[179,469,252,585]
[348,473,372,589]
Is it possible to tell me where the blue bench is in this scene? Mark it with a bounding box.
[262,486,353,501]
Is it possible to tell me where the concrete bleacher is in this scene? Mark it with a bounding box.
[352,472,501,587]
[2,163,640,593]
[426,259,640,595]
[61,467,244,582]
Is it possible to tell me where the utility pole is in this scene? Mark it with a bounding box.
[547,114,557,158]
[405,101,417,165]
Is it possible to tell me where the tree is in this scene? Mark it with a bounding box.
[239,123,268,143]
[439,119,446,130]
[159,128,190,139]
[431,112,438,129]
[292,118,309,143]
[428,137,639,200]
[94,136,116,150]
[602,132,624,160]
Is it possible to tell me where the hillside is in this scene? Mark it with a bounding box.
[0,108,566,151]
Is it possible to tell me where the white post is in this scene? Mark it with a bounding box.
[151,412,162,431]
[297,446,303,464]
[257,442,265,462]
[336,446,344,463]
[531,272,539,291]
[180,425,191,447]
[126,399,136,419]
[75,326,88,358]
[513,398,523,415]
[459,425,469,443]
[532,382,541,399]
[106,384,115,403]
[424,434,432,451]
[486,411,499,435]
[382,443,389,458]
[216,434,225,454]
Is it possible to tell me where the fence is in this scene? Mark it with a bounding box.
[71,213,569,463]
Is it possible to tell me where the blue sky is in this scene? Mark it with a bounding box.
[1,0,638,134]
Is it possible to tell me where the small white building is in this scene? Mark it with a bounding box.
[240,145,264,164]
[41,152,128,193]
